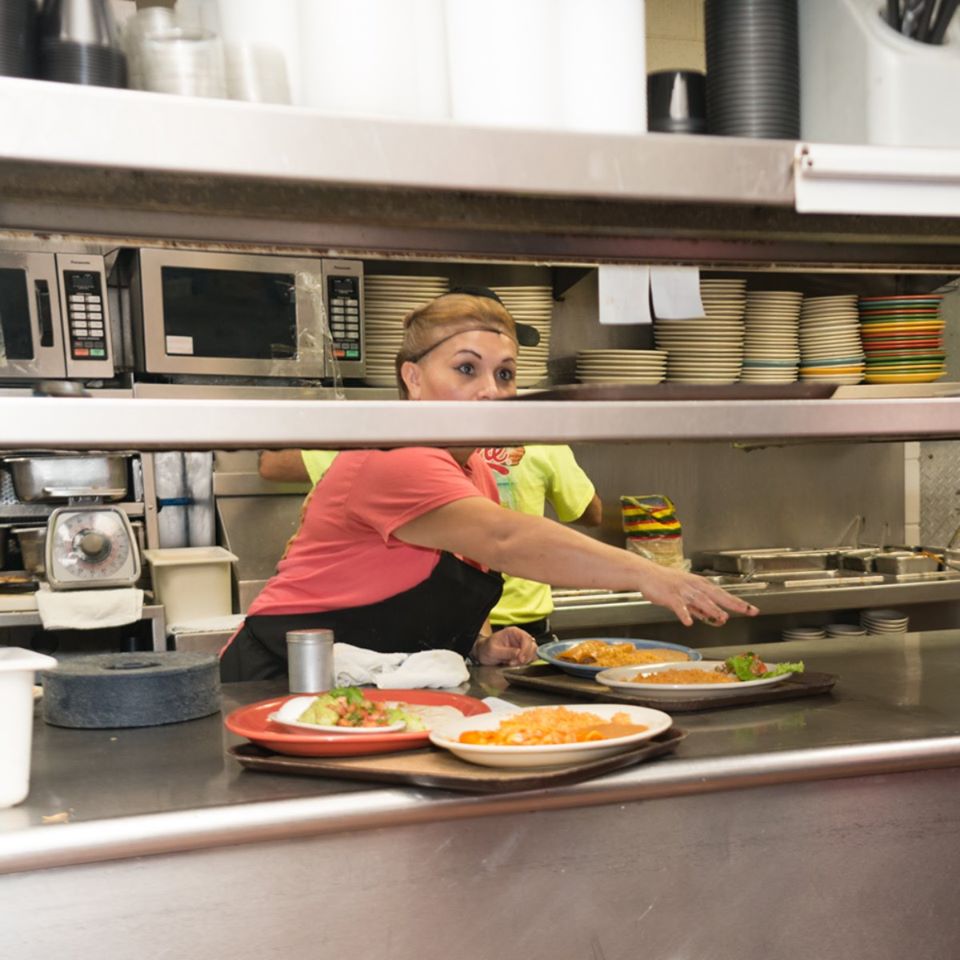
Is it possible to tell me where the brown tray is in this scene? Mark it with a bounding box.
[229,727,686,794]
[502,663,837,712]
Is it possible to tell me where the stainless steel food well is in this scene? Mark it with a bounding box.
[4,454,128,502]
[872,552,941,576]
[702,548,840,575]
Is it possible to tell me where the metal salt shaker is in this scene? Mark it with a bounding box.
[286,629,335,693]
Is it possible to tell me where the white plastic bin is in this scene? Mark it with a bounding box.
[800,0,960,147]
[0,648,57,809]
[143,546,238,627]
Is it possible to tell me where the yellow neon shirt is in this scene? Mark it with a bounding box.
[477,445,595,625]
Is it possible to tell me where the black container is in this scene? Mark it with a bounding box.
[40,37,126,86]
[0,0,38,78]
[647,70,706,133]
[38,0,127,88]
[704,0,800,140]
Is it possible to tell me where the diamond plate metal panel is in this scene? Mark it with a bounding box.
[920,440,960,546]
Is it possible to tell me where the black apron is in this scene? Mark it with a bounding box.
[219,551,503,682]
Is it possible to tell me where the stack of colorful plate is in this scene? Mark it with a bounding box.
[654,278,746,384]
[859,294,946,385]
[860,608,909,634]
[493,285,553,388]
[798,295,864,384]
[741,290,803,383]
[575,349,667,384]
[363,275,450,387]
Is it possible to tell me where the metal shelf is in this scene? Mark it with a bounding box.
[4,78,960,268]
[551,579,960,630]
[2,395,960,448]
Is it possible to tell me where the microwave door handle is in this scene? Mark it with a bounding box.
[34,279,54,347]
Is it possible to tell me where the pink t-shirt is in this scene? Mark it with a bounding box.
[247,447,498,617]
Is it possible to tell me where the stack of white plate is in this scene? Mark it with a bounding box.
[575,349,667,384]
[654,278,747,384]
[741,290,803,383]
[492,285,553,388]
[798,295,865,384]
[825,623,868,638]
[860,608,909,634]
[781,626,827,641]
[363,274,450,387]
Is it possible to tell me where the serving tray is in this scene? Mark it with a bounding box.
[229,727,686,794]
[502,663,837,712]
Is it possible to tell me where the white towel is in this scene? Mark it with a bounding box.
[36,587,144,631]
[333,643,469,690]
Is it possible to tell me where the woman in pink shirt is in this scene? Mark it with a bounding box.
[220,290,756,681]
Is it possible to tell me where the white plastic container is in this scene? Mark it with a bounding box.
[800,0,960,147]
[445,0,646,133]
[0,648,57,809]
[143,546,238,627]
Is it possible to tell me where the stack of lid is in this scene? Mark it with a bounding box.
[492,285,553,388]
[860,608,909,634]
[741,290,803,383]
[362,275,449,387]
[704,0,800,140]
[859,294,946,384]
[798,295,864,384]
[575,349,667,384]
[654,278,746,384]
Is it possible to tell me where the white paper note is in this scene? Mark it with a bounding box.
[650,266,704,319]
[597,264,651,325]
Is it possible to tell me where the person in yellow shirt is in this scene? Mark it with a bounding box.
[258,444,601,642]
[476,445,601,641]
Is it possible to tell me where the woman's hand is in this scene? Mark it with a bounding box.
[634,563,759,627]
[473,627,539,666]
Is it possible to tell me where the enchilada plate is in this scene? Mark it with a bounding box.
[428,702,673,769]
[225,689,490,757]
[537,637,701,679]
[597,661,795,699]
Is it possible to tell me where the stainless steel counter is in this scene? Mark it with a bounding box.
[4,630,960,873]
[550,576,960,630]
[4,631,960,959]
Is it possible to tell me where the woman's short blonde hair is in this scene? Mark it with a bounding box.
[394,293,518,397]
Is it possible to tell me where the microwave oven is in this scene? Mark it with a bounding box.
[0,252,115,382]
[130,249,365,381]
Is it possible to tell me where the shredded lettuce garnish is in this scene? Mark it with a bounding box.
[724,652,804,682]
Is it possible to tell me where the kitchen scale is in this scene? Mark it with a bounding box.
[44,504,141,590]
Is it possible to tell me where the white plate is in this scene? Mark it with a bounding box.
[596,661,795,697]
[268,695,407,734]
[428,703,672,768]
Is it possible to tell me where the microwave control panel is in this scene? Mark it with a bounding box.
[56,254,114,378]
[322,258,364,378]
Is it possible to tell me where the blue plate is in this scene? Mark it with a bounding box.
[537,638,702,678]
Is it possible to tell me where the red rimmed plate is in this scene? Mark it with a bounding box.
[225,689,491,757]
